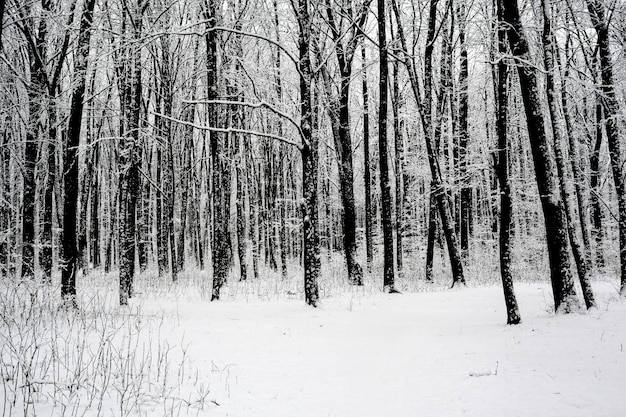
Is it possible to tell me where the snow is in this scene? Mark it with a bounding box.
[140,281,626,417]
[3,276,625,417]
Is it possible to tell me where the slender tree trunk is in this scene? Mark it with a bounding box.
[156,144,167,275]
[0,127,11,276]
[557,30,593,279]
[41,102,57,282]
[458,0,471,259]
[541,0,595,308]
[22,8,47,280]
[62,0,96,305]
[90,142,100,268]
[503,0,579,312]
[587,0,626,296]
[422,0,465,287]
[392,55,405,275]
[589,93,605,268]
[378,0,396,292]
[362,42,373,273]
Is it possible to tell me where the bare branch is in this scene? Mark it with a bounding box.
[152,112,303,151]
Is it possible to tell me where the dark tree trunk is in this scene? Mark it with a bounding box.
[422,0,465,287]
[503,0,579,312]
[425,194,437,282]
[378,0,396,292]
[587,0,626,296]
[155,143,168,276]
[322,0,370,286]
[557,31,593,280]
[589,94,605,268]
[90,142,100,268]
[362,42,373,273]
[62,0,96,305]
[458,0,471,259]
[22,8,47,280]
[298,0,320,306]
[137,144,151,273]
[41,103,57,282]
[392,55,405,275]
[495,0,520,325]
[542,0,595,308]
[119,1,143,305]
[205,0,231,300]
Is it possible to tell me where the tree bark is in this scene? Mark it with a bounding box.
[458,0,471,259]
[503,0,579,312]
[495,0,521,324]
[586,0,626,295]
[119,0,144,305]
[541,0,595,308]
[378,0,396,292]
[298,0,320,306]
[62,0,96,305]
[362,42,373,273]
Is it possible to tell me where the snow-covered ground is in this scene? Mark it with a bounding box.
[2,275,625,417]
[142,280,626,417]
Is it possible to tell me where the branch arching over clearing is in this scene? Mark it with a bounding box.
[152,112,303,151]
[182,99,304,141]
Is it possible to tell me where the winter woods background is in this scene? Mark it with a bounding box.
[2,0,626,310]
[2,0,626,416]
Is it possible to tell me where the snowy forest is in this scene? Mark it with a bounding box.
[1,0,626,416]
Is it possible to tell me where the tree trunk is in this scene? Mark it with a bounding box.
[503,0,579,312]
[495,0,520,324]
[41,102,57,282]
[378,0,396,292]
[205,0,231,300]
[392,55,405,275]
[22,6,47,280]
[298,0,320,306]
[422,0,465,287]
[119,1,143,305]
[587,0,626,296]
[557,30,593,280]
[62,0,96,305]
[458,0,471,259]
[589,93,604,268]
[362,42,373,273]
[541,0,595,308]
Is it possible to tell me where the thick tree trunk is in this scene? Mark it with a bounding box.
[503,0,579,312]
[587,0,626,296]
[542,0,595,308]
[62,0,96,305]
[495,0,520,324]
[205,0,231,300]
[119,1,143,305]
[298,0,320,306]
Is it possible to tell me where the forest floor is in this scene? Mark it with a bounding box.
[2,266,625,417]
